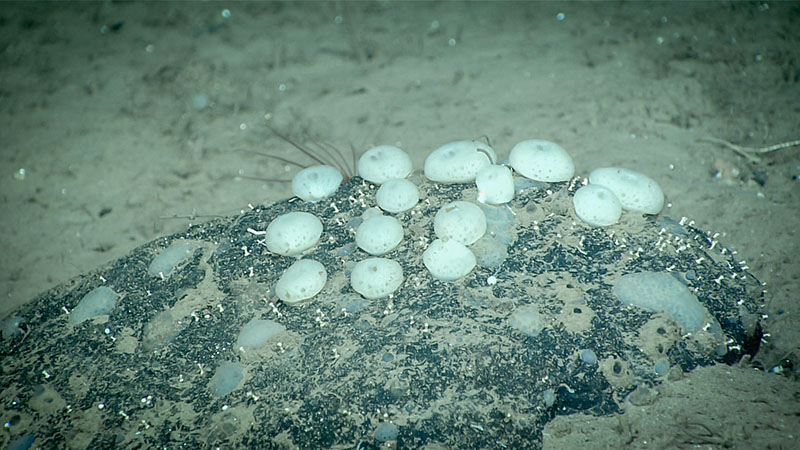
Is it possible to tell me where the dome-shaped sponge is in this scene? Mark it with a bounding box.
[434,201,487,245]
[424,140,496,183]
[265,212,323,256]
[357,145,413,185]
[589,167,664,214]
[292,165,343,202]
[509,139,575,182]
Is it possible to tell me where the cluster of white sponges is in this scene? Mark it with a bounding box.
[588,167,665,215]
[345,146,417,297]
[418,138,573,281]
[573,167,665,227]
[262,143,418,304]
[422,200,488,281]
[261,134,666,304]
[423,138,577,207]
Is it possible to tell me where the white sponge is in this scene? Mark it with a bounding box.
[356,215,404,256]
[589,167,664,214]
[376,179,419,213]
[357,145,413,185]
[424,140,496,183]
[275,259,327,304]
[573,184,622,227]
[350,257,404,299]
[292,165,343,202]
[434,201,486,245]
[265,212,323,256]
[475,165,514,204]
[423,238,476,281]
[509,139,575,182]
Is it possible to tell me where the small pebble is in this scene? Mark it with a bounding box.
[580,349,597,365]
[374,422,398,442]
[543,389,556,407]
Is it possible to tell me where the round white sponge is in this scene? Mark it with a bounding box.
[291,165,343,202]
[509,139,575,182]
[356,215,404,256]
[588,167,665,214]
[434,201,486,245]
[424,140,497,183]
[376,179,419,213]
[275,259,327,305]
[573,184,622,227]
[350,257,404,299]
[265,212,323,256]
[475,165,514,204]
[357,145,413,185]
[423,238,476,281]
